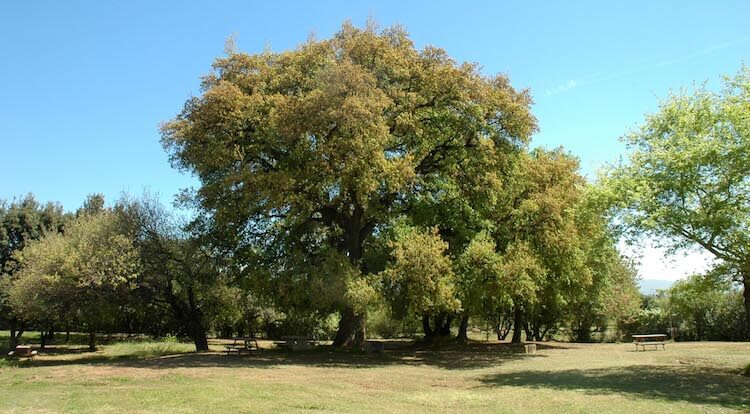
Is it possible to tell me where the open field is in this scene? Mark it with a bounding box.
[1,334,749,413]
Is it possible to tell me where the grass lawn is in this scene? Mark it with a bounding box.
[1,333,749,413]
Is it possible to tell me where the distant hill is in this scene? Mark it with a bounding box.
[638,279,675,295]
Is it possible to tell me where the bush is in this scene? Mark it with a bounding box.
[367,308,420,339]
[263,311,338,340]
[622,308,672,339]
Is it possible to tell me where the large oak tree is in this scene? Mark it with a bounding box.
[162,23,536,347]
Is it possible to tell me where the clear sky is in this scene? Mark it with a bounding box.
[1,1,748,280]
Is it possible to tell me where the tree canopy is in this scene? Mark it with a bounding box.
[602,66,750,336]
[161,22,537,347]
[9,211,139,350]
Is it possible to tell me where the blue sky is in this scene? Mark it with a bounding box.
[2,1,748,280]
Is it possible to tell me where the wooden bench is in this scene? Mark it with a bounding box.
[632,334,667,351]
[7,345,38,360]
[224,337,259,356]
[274,336,316,351]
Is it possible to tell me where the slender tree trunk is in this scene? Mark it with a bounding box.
[422,314,434,340]
[496,317,511,340]
[88,330,97,352]
[456,314,469,342]
[523,321,533,341]
[40,330,47,350]
[511,307,524,344]
[537,327,549,342]
[439,315,453,337]
[8,319,24,350]
[354,314,366,350]
[743,274,750,340]
[9,321,17,350]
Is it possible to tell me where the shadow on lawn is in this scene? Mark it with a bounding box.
[479,364,750,409]
[9,341,548,371]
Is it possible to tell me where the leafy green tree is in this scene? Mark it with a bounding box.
[566,187,641,342]
[9,211,138,351]
[602,67,750,336]
[161,22,536,347]
[115,195,235,351]
[669,273,747,340]
[468,148,591,343]
[456,233,542,341]
[0,194,68,349]
[380,226,460,339]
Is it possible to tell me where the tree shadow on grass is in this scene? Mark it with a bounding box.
[9,341,547,371]
[479,364,750,410]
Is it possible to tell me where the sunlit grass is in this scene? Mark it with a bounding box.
[1,339,749,413]
[102,341,195,359]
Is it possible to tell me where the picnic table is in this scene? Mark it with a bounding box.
[365,340,385,354]
[7,345,38,360]
[224,337,259,356]
[632,334,667,351]
[275,336,317,351]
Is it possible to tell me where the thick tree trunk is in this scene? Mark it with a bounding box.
[333,308,366,349]
[192,328,209,352]
[333,308,356,347]
[575,321,592,342]
[331,221,370,349]
[88,331,97,352]
[456,314,469,342]
[434,313,445,336]
[511,307,524,344]
[422,314,434,339]
[187,315,209,352]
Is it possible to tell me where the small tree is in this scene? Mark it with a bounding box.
[380,226,460,340]
[116,195,235,351]
[0,194,68,349]
[10,211,138,351]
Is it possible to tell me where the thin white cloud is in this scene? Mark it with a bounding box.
[544,38,748,96]
[545,80,578,96]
